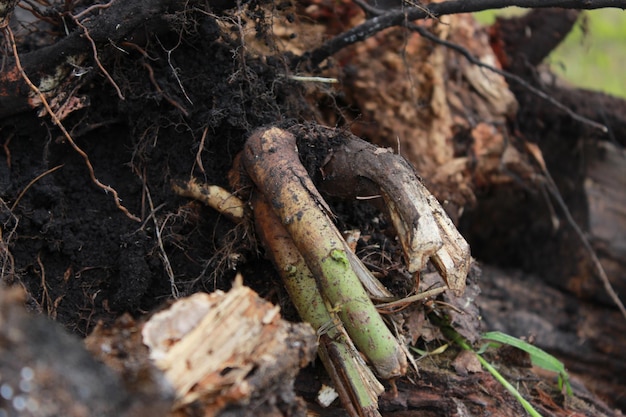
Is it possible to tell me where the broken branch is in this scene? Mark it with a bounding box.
[304,0,626,68]
[314,131,470,295]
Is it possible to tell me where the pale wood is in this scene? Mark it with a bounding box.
[142,278,317,415]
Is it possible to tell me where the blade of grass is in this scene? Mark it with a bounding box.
[433,316,544,417]
[481,331,572,395]
[474,351,543,417]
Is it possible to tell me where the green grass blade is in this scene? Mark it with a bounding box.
[481,331,572,395]
[449,334,543,417]
[474,353,543,417]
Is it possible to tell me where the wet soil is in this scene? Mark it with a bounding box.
[1,9,311,333]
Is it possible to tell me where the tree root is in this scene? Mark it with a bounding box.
[175,123,472,416]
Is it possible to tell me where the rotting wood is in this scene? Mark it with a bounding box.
[141,276,317,415]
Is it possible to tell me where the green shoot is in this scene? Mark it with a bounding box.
[430,318,545,417]
[481,331,572,396]
[473,349,543,417]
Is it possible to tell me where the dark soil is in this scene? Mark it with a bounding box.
[1,6,312,334]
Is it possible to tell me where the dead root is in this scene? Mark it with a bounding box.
[312,128,470,295]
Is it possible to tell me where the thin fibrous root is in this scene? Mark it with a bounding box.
[2,26,140,222]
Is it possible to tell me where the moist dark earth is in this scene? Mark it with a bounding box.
[1,6,404,336]
[0,12,312,333]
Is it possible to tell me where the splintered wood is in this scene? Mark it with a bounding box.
[142,278,317,415]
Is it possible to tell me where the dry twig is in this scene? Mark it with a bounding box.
[526,145,626,321]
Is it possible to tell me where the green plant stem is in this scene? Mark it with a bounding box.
[474,354,542,417]
[242,127,407,379]
[253,194,383,415]
[434,317,543,417]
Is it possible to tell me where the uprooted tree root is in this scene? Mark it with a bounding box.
[171,123,474,415]
[2,0,626,415]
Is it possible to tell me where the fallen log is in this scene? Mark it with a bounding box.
[460,9,626,410]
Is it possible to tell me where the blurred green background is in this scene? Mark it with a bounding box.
[474,9,626,99]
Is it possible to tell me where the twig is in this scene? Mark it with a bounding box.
[304,0,626,68]
[11,165,64,211]
[2,26,140,222]
[288,75,338,83]
[541,167,626,322]
[376,286,447,313]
